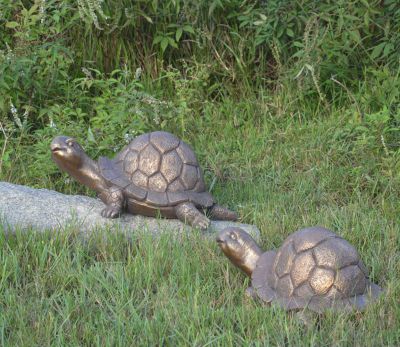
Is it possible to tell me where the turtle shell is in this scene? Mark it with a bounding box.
[98,131,214,207]
[251,227,382,312]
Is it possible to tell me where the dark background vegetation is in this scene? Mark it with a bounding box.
[1,0,400,189]
[0,1,399,345]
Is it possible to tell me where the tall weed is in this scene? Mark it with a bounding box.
[1,0,400,189]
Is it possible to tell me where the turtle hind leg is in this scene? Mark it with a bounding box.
[175,202,210,230]
[208,204,238,221]
[99,186,124,218]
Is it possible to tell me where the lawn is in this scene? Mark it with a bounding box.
[1,109,399,346]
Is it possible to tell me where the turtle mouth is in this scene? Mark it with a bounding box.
[50,144,65,153]
[216,236,225,245]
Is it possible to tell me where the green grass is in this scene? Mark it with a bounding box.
[1,109,399,346]
[0,226,398,346]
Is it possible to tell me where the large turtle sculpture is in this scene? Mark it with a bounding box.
[51,131,237,229]
[217,226,382,313]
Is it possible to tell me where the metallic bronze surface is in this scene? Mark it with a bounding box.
[51,131,237,229]
[217,226,382,312]
[216,227,262,276]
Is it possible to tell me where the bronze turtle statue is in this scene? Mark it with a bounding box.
[51,131,237,229]
[217,226,382,313]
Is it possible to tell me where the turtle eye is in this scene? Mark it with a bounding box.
[230,233,237,241]
[66,140,74,147]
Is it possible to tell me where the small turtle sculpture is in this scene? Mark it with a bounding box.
[217,226,382,313]
[51,131,237,229]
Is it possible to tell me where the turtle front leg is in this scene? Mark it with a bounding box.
[245,286,257,299]
[175,202,210,230]
[99,186,124,218]
[209,204,238,221]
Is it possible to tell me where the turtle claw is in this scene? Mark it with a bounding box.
[101,206,121,218]
[245,287,257,299]
[175,202,211,230]
[193,215,210,230]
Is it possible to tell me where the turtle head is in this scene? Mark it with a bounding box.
[51,136,87,171]
[216,227,263,277]
[51,135,107,193]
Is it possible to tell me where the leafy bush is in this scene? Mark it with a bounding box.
[0,0,400,187]
[334,68,400,157]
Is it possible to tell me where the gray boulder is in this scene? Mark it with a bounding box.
[0,181,260,240]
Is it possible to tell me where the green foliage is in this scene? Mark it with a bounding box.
[1,1,400,344]
[1,67,178,187]
[153,24,194,53]
[1,0,399,113]
[333,68,400,161]
[65,0,400,85]
[0,0,74,118]
[1,0,399,184]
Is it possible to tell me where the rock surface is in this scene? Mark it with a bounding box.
[0,181,260,240]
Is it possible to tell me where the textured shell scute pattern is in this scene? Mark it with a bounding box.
[270,228,368,301]
[117,132,204,193]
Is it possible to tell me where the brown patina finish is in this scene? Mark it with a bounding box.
[217,226,382,313]
[51,131,237,229]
